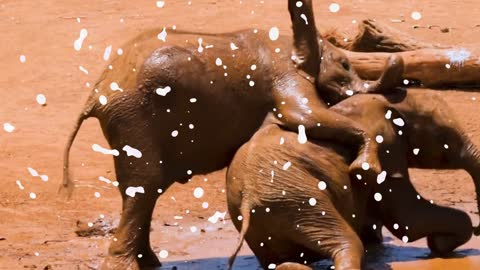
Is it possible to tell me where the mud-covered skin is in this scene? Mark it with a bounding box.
[227,90,479,270]
[61,1,405,269]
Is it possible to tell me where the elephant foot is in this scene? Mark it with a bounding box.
[101,253,161,270]
[138,247,162,268]
[427,235,459,257]
[360,226,383,245]
[101,255,140,270]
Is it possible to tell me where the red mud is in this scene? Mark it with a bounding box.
[1,1,479,269]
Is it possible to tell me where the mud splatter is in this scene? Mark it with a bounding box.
[103,45,112,61]
[3,122,15,133]
[36,94,47,106]
[156,86,172,96]
[377,171,387,184]
[197,38,204,53]
[269,27,279,41]
[393,118,405,127]
[27,167,48,182]
[446,49,471,66]
[79,66,89,75]
[282,161,292,170]
[156,1,165,8]
[99,95,107,105]
[109,82,123,92]
[230,42,239,50]
[16,180,25,190]
[73,29,88,51]
[92,144,120,156]
[122,145,142,158]
[411,11,422,20]
[329,3,340,13]
[157,27,167,42]
[194,187,204,198]
[208,211,226,223]
[297,125,307,144]
[125,186,145,197]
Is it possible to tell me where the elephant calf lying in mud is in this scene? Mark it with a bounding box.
[227,90,480,270]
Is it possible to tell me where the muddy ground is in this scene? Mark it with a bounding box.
[1,0,480,269]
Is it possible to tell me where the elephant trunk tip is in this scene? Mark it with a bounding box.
[372,54,405,94]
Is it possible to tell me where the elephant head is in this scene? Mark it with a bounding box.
[288,0,404,105]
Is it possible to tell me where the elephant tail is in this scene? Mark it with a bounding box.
[228,202,251,270]
[59,91,98,199]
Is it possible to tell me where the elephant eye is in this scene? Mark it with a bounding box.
[341,61,350,71]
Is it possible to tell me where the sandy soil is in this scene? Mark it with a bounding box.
[1,0,480,269]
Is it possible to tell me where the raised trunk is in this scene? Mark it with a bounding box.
[288,0,321,78]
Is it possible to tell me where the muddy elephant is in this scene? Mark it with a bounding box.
[227,90,480,270]
[61,1,404,268]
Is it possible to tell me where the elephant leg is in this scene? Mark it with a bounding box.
[403,93,480,231]
[244,209,362,270]
[100,121,170,269]
[359,219,383,245]
[378,176,472,256]
[102,159,169,270]
[243,226,285,269]
[290,207,364,270]
[103,185,162,269]
[440,128,480,234]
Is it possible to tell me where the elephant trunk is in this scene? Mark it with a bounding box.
[358,54,404,94]
[462,143,480,236]
[288,0,321,79]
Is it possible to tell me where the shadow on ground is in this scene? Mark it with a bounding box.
[156,244,480,270]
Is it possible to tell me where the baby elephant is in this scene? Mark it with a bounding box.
[227,90,480,270]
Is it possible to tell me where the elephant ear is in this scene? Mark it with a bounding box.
[288,0,321,80]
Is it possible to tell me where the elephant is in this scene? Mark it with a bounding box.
[227,90,480,270]
[61,1,404,268]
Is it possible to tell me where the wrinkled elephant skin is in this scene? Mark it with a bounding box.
[227,90,480,270]
[61,1,405,269]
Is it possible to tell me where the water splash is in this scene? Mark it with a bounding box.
[125,186,145,197]
[74,29,88,51]
[297,125,307,144]
[103,45,112,61]
[156,86,171,96]
[208,211,227,223]
[446,49,471,66]
[122,145,142,158]
[157,27,167,42]
[92,144,119,156]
